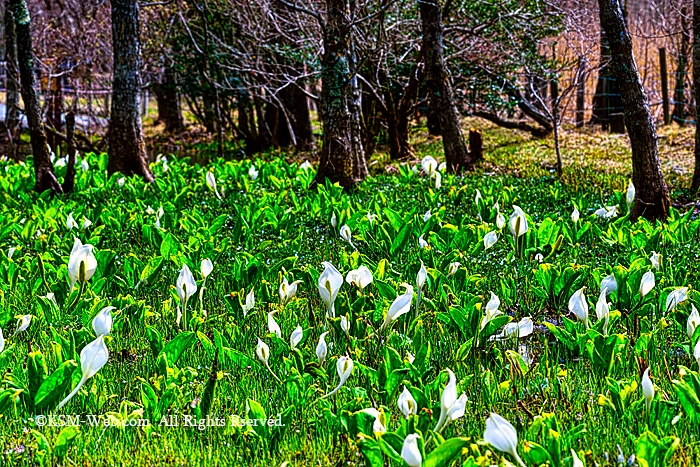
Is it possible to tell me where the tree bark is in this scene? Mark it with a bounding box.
[3,1,20,142]
[599,0,670,221]
[289,84,315,151]
[419,0,472,172]
[154,65,184,132]
[361,85,381,157]
[425,105,441,135]
[255,96,273,151]
[237,92,261,155]
[46,72,63,153]
[312,0,368,188]
[385,62,422,160]
[10,0,62,193]
[108,0,154,181]
[692,0,700,192]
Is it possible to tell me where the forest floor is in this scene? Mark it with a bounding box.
[1,109,700,466]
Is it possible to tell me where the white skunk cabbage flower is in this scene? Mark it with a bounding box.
[484,413,526,467]
[92,306,114,336]
[322,355,353,398]
[57,335,109,410]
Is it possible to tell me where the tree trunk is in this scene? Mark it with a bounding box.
[274,103,293,148]
[692,0,700,192]
[107,0,154,181]
[255,97,273,151]
[290,84,315,150]
[387,114,412,160]
[4,1,20,142]
[46,72,62,153]
[361,86,380,157]
[154,65,184,132]
[263,102,278,146]
[237,92,260,155]
[419,0,472,172]
[201,92,217,133]
[312,0,368,188]
[673,6,691,126]
[386,62,422,160]
[599,0,670,221]
[10,0,62,193]
[425,105,441,135]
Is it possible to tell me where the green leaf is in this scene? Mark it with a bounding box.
[208,214,228,235]
[424,437,470,467]
[146,326,164,357]
[374,280,397,301]
[53,426,80,459]
[140,256,165,286]
[246,399,267,437]
[357,438,384,467]
[160,233,179,258]
[523,441,553,465]
[35,360,78,410]
[161,331,197,365]
[544,322,577,351]
[391,222,413,255]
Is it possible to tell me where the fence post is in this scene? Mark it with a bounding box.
[660,47,670,125]
[576,57,586,128]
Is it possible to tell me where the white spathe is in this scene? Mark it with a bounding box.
[600,274,617,295]
[642,368,654,412]
[346,266,373,290]
[665,287,688,313]
[316,332,329,365]
[268,312,282,339]
[290,325,303,350]
[201,259,214,279]
[381,284,414,331]
[640,271,655,297]
[568,287,589,325]
[67,239,97,290]
[398,386,417,418]
[256,338,270,365]
[92,306,114,336]
[279,277,302,305]
[484,231,498,249]
[484,412,525,467]
[175,263,198,302]
[401,434,422,467]
[509,205,528,237]
[434,369,467,432]
[318,262,343,318]
[688,305,700,339]
[57,335,109,410]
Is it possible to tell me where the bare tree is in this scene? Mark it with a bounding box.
[311,0,368,187]
[10,0,62,193]
[599,0,670,221]
[418,0,472,172]
[107,0,154,181]
[692,0,700,192]
[3,0,20,153]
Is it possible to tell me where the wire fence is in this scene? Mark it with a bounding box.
[0,61,151,129]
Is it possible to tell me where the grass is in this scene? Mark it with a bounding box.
[0,122,699,467]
